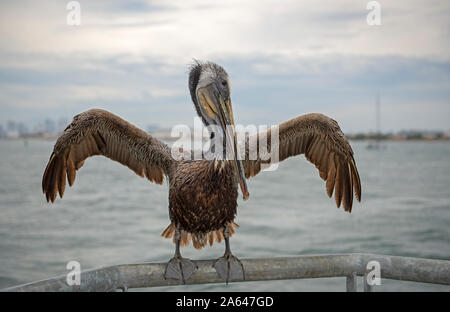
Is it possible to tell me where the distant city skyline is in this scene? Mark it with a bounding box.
[0,1,449,133]
[1,116,449,141]
[0,117,69,137]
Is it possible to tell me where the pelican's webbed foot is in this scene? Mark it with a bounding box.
[164,226,197,284]
[213,251,245,284]
[164,256,197,284]
[213,226,245,284]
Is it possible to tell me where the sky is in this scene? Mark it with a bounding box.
[0,0,449,133]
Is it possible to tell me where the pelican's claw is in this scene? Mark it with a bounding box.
[164,256,197,284]
[213,252,245,284]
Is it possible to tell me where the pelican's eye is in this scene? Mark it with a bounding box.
[221,80,227,87]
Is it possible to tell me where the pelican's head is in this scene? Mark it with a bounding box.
[188,60,249,201]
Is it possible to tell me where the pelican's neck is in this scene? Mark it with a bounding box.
[208,131,239,178]
[212,158,227,172]
[207,128,228,161]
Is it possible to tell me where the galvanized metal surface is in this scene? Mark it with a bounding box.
[363,272,374,292]
[346,272,357,292]
[2,253,449,292]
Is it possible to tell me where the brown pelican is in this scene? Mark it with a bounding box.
[42,61,361,284]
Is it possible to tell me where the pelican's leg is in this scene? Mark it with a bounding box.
[164,227,197,284]
[213,224,245,284]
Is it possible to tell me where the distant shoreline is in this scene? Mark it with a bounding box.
[1,136,449,143]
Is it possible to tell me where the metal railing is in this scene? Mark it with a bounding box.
[2,253,449,292]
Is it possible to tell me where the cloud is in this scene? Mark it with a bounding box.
[1,0,449,61]
[0,0,448,132]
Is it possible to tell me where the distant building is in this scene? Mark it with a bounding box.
[34,123,44,134]
[443,131,450,139]
[7,120,16,132]
[6,120,19,138]
[17,122,29,136]
[44,118,56,135]
[0,125,5,138]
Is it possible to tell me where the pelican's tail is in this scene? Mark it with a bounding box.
[161,222,239,250]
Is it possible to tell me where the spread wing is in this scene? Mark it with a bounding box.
[42,109,174,203]
[242,113,361,212]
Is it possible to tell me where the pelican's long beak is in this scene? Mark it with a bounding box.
[197,84,250,201]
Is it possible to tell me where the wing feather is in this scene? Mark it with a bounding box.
[67,149,76,186]
[334,159,343,208]
[242,113,361,212]
[57,150,67,198]
[42,109,174,203]
[326,155,336,198]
